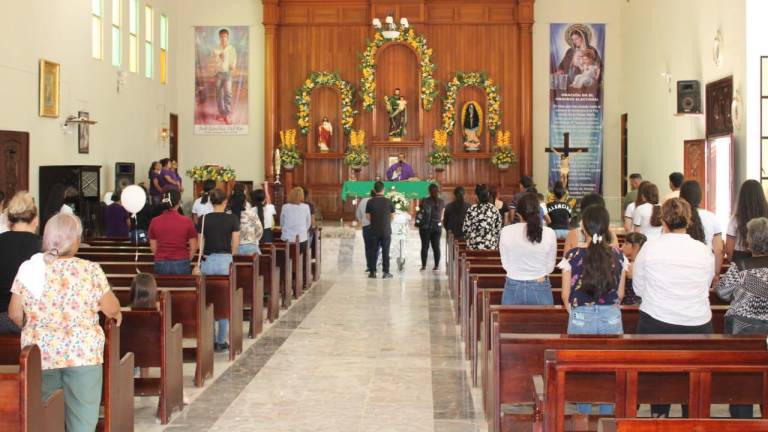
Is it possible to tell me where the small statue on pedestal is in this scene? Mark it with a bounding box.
[317,116,332,152]
[462,101,482,152]
[385,88,407,141]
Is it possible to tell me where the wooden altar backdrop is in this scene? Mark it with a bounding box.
[263,0,535,219]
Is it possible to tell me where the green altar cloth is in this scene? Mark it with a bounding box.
[340,181,434,201]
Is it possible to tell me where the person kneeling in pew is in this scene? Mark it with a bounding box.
[559,205,627,417]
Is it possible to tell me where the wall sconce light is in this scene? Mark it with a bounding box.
[159,126,170,143]
[117,70,128,93]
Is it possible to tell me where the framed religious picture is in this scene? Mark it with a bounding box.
[78,111,90,154]
[39,59,60,118]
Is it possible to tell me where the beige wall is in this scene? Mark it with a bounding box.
[622,0,746,195]
[533,0,625,218]
[174,0,265,201]
[0,0,177,202]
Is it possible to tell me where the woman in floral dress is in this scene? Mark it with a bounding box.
[462,185,502,250]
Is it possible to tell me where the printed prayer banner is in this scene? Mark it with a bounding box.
[548,23,606,197]
[194,26,249,135]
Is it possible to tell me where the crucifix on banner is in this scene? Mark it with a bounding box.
[544,132,589,190]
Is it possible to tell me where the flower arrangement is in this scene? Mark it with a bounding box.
[441,71,501,135]
[386,189,410,212]
[490,130,517,168]
[427,129,452,167]
[359,27,437,112]
[344,129,370,167]
[294,71,357,135]
[186,164,237,182]
[279,129,303,168]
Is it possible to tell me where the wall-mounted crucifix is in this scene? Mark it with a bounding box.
[544,132,589,190]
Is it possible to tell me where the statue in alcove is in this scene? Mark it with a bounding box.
[385,88,407,141]
[317,116,332,152]
[462,101,482,152]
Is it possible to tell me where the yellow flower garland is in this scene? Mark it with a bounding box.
[441,71,501,135]
[295,71,357,135]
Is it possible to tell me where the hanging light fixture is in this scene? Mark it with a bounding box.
[372,14,408,40]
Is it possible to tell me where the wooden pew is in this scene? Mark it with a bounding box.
[0,320,134,432]
[120,291,183,425]
[259,247,280,322]
[0,345,65,432]
[601,418,768,432]
[108,274,214,387]
[234,254,263,338]
[101,263,243,361]
[269,242,293,308]
[533,349,768,432]
[311,227,322,282]
[488,331,764,432]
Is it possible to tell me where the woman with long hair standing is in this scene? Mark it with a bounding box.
[727,179,768,261]
[252,189,276,243]
[197,189,240,352]
[192,179,216,224]
[443,186,470,240]
[418,184,445,271]
[499,193,557,305]
[230,188,263,255]
[680,180,724,285]
[560,205,626,415]
[632,182,662,240]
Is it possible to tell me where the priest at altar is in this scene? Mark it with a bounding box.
[386,153,416,181]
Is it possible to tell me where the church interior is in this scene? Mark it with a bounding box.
[2,0,768,431]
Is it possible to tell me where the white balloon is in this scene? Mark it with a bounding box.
[121,185,146,214]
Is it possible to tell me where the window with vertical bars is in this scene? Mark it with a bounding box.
[160,14,168,84]
[111,0,122,68]
[128,0,138,73]
[144,5,153,79]
[92,0,103,59]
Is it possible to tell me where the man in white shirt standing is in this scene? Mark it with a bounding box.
[213,28,237,124]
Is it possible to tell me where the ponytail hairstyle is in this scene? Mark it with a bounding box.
[661,198,692,231]
[161,189,182,212]
[229,191,246,218]
[640,183,662,227]
[518,193,543,243]
[679,180,705,243]
[42,213,83,264]
[130,273,158,309]
[453,186,465,208]
[200,179,217,204]
[252,189,266,226]
[580,205,615,300]
[209,188,227,206]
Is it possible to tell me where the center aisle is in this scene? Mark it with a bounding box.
[165,228,486,432]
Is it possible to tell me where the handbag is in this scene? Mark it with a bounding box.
[192,214,205,275]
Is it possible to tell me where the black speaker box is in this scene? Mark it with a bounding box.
[677,80,702,114]
[115,162,135,192]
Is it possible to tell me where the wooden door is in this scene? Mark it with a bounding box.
[170,113,179,162]
[684,139,707,208]
[0,131,30,198]
[621,113,628,197]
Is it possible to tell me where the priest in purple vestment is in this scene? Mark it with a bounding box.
[386,153,416,181]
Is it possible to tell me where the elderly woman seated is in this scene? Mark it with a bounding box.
[717,216,768,418]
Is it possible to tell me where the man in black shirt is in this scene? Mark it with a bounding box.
[365,181,395,279]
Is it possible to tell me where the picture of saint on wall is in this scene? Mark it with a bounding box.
[194,26,249,135]
[550,23,604,96]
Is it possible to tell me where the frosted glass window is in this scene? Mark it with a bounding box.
[128,0,138,73]
[91,0,103,59]
[160,15,168,84]
[144,5,153,78]
[111,0,122,68]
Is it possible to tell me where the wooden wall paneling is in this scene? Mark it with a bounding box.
[265,0,535,218]
[374,43,422,143]
[307,87,343,155]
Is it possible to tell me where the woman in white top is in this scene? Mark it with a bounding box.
[499,193,557,305]
[280,187,312,253]
[679,180,724,285]
[624,181,649,233]
[252,189,276,243]
[726,179,768,261]
[632,197,715,418]
[192,180,216,224]
[632,182,662,240]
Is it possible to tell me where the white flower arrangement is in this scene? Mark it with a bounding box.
[385,189,410,212]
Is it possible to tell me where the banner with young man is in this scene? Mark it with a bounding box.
[548,23,606,197]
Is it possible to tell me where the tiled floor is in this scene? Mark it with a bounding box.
[136,228,486,432]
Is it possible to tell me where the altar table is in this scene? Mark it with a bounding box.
[340,181,434,201]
